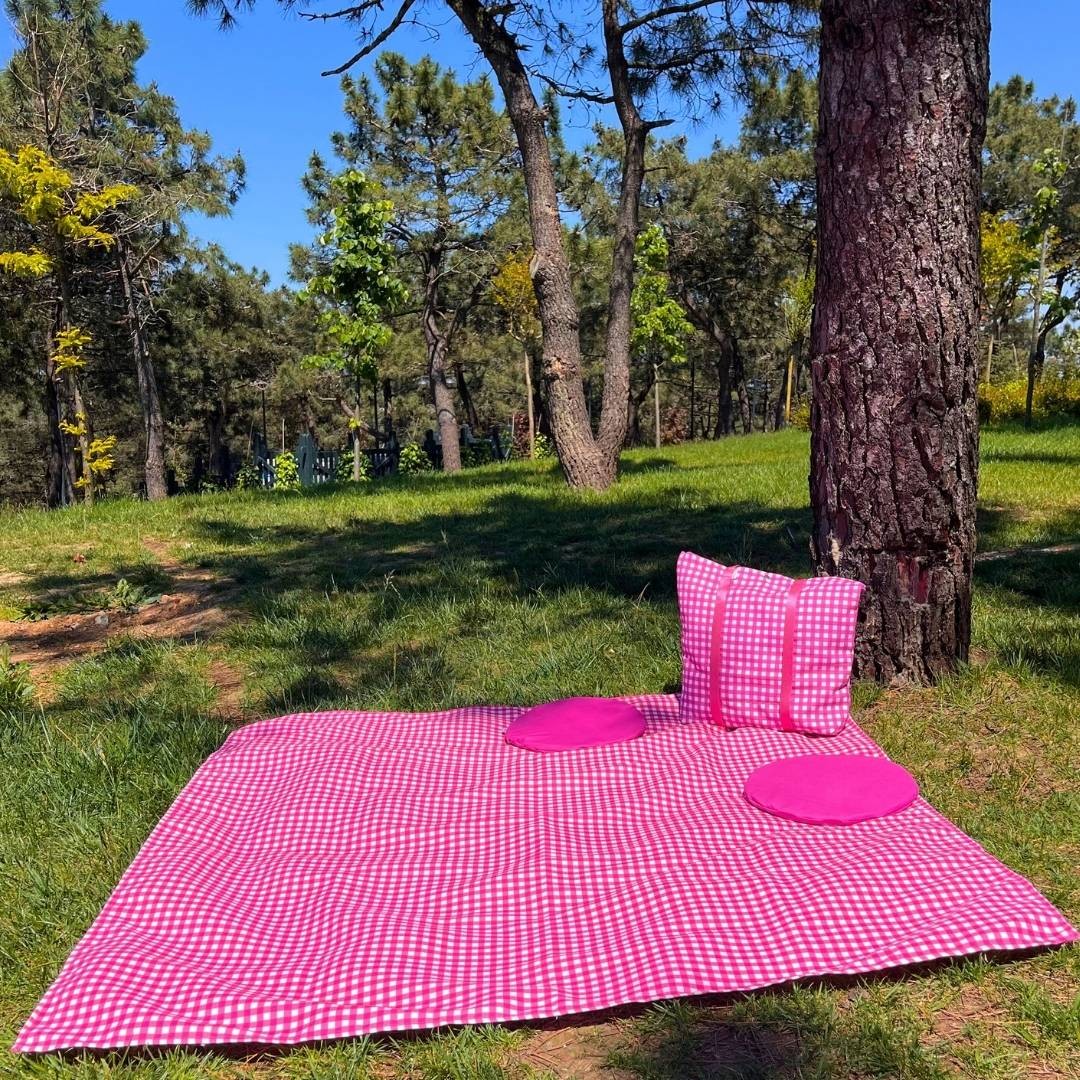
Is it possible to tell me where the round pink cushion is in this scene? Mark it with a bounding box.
[744,754,918,825]
[506,697,646,752]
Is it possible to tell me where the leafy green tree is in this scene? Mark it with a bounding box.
[151,244,313,490]
[983,78,1080,420]
[1,0,244,501]
[192,0,815,490]
[649,72,816,436]
[0,144,135,503]
[303,170,406,482]
[630,224,691,447]
[301,54,517,472]
[491,253,540,457]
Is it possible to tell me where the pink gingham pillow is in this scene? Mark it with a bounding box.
[677,551,864,735]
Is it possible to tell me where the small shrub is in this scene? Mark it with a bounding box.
[109,578,150,612]
[335,449,371,482]
[978,376,1080,423]
[461,442,494,468]
[532,433,556,460]
[789,400,811,431]
[273,450,301,491]
[398,443,433,475]
[234,462,262,491]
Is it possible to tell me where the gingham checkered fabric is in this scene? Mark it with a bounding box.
[14,696,1075,1053]
[677,551,865,734]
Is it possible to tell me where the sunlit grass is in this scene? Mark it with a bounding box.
[1,424,1077,1078]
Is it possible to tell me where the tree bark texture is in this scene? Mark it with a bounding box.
[422,254,462,473]
[118,245,168,500]
[811,0,989,684]
[448,0,643,490]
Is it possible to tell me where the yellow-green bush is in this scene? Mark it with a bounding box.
[789,400,811,431]
[978,377,1080,423]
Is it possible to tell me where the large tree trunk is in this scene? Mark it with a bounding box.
[448,0,644,490]
[810,0,989,684]
[117,245,168,500]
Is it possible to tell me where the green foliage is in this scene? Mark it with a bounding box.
[0,249,51,278]
[491,254,539,340]
[780,272,814,350]
[108,578,153,612]
[981,211,1039,328]
[0,145,136,250]
[789,400,811,431]
[630,224,692,366]
[234,462,262,491]
[397,442,432,475]
[979,377,1080,423]
[273,450,301,491]
[303,170,406,385]
[460,442,495,468]
[532,433,556,460]
[335,449,371,482]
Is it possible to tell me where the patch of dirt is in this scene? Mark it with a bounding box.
[923,982,1007,1046]
[919,979,1077,1079]
[522,1024,626,1079]
[1,538,232,677]
[206,657,250,722]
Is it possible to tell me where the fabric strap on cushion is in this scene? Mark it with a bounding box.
[779,578,808,731]
[708,565,737,726]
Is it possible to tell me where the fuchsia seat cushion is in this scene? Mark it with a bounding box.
[677,551,865,735]
[744,753,919,825]
[505,696,646,752]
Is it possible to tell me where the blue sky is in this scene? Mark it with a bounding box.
[3,1,1079,285]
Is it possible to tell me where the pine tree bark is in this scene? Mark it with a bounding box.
[421,254,462,473]
[810,0,989,684]
[448,0,645,490]
[117,244,168,500]
[45,297,75,508]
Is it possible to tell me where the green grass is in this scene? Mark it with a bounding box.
[1,424,1078,1078]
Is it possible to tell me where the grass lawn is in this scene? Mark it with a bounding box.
[1,424,1077,1079]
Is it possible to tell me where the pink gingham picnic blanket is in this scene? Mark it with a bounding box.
[15,695,1076,1052]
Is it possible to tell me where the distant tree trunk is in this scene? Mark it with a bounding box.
[688,355,696,440]
[117,244,168,500]
[628,369,656,445]
[653,363,662,448]
[71,376,93,504]
[1025,224,1050,427]
[43,366,71,507]
[522,342,536,456]
[454,361,481,431]
[421,253,462,473]
[449,0,643,490]
[382,377,394,441]
[44,297,75,508]
[208,401,231,483]
[734,352,751,435]
[810,0,989,684]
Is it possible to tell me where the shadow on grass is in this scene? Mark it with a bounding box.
[975,548,1080,689]
[194,490,811,604]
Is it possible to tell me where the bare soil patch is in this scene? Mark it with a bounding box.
[1,538,233,677]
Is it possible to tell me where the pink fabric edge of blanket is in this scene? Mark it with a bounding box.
[13,695,1078,1054]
